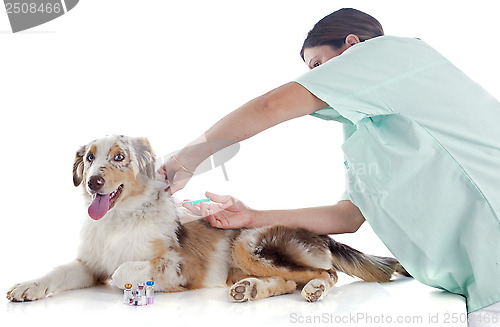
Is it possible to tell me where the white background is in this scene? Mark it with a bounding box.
[0,1,498,326]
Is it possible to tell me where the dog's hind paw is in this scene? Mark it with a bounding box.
[7,281,50,302]
[229,278,260,302]
[301,279,327,302]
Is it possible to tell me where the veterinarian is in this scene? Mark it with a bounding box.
[161,8,500,325]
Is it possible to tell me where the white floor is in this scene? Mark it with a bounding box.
[3,275,466,327]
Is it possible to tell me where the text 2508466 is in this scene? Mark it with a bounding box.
[5,2,62,14]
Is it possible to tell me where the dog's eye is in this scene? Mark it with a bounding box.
[114,153,125,161]
[87,154,94,162]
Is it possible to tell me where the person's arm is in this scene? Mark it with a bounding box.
[186,193,365,235]
[252,200,365,234]
[166,82,327,194]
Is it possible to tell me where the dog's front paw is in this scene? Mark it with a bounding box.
[7,281,50,302]
[111,261,153,290]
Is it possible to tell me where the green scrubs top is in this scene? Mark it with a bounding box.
[294,36,500,313]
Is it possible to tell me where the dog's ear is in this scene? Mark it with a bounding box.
[73,145,87,186]
[132,137,156,179]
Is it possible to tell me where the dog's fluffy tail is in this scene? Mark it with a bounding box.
[325,236,411,282]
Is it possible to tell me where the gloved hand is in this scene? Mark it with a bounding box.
[182,192,256,229]
[158,155,195,195]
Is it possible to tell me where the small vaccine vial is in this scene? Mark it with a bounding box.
[146,281,154,304]
[137,282,146,306]
[133,290,140,306]
[123,284,133,305]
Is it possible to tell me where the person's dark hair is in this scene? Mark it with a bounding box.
[300,8,384,61]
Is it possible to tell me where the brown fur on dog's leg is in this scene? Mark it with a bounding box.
[230,277,296,302]
[226,267,251,286]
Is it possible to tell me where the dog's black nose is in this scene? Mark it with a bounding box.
[88,176,105,192]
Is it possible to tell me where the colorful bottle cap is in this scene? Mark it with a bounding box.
[146,281,154,286]
[125,284,132,289]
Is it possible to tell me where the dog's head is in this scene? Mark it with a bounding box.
[73,135,156,220]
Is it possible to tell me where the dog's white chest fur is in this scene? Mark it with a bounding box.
[77,198,178,277]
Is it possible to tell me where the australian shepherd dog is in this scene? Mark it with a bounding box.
[7,135,408,303]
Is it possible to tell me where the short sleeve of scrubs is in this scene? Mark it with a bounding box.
[294,36,448,125]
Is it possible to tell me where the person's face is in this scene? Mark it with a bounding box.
[303,34,360,70]
[303,45,348,70]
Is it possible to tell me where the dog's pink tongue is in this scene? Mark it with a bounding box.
[88,194,111,220]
